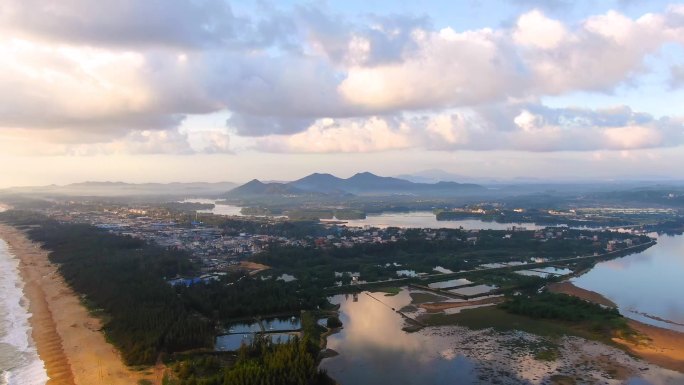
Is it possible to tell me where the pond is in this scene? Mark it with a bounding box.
[216,332,297,351]
[225,317,301,334]
[448,284,497,296]
[217,316,302,351]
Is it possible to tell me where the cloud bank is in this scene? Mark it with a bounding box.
[0,1,683,154]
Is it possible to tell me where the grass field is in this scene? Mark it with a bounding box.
[419,306,623,345]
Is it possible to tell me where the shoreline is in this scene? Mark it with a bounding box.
[548,280,684,373]
[0,224,159,385]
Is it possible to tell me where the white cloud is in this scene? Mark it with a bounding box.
[338,27,521,110]
[253,104,684,153]
[603,126,663,149]
[0,127,231,156]
[0,1,682,156]
[514,110,546,132]
[0,0,240,48]
[513,10,567,49]
[255,117,412,153]
[339,7,684,112]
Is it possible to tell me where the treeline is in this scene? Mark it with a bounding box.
[176,275,329,321]
[166,313,334,385]
[500,292,629,334]
[252,229,610,283]
[167,338,332,385]
[436,209,635,228]
[190,215,328,239]
[0,210,213,365]
[645,216,684,235]
[284,209,366,220]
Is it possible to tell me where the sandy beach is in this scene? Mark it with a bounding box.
[547,281,617,308]
[549,280,684,373]
[0,224,160,385]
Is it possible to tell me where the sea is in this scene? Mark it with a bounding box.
[0,239,48,385]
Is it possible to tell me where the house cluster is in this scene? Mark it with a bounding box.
[41,203,300,271]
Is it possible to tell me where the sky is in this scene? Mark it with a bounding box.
[1,0,684,187]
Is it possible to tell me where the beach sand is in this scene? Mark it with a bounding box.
[547,281,617,308]
[0,224,161,385]
[615,320,684,373]
[549,280,684,373]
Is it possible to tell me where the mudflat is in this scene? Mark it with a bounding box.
[549,280,684,373]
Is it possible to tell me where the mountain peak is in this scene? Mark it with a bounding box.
[289,173,345,193]
[348,171,380,180]
[226,171,485,197]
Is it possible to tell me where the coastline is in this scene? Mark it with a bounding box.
[548,280,684,373]
[0,223,159,385]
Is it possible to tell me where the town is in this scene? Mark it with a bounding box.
[30,199,653,288]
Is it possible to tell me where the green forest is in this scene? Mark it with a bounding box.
[252,227,630,283]
[0,210,329,368]
[164,313,334,385]
[500,292,630,336]
[0,210,213,364]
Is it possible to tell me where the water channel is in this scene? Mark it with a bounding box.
[191,201,683,382]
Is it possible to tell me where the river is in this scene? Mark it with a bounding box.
[186,202,682,332]
[319,288,683,384]
[317,214,684,384]
[185,201,543,230]
[572,233,684,333]
[329,211,544,230]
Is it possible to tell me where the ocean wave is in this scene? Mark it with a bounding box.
[0,240,49,385]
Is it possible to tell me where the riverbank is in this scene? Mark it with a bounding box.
[548,280,684,373]
[0,224,159,385]
[547,281,617,307]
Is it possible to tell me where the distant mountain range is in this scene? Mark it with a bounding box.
[226,172,486,198]
[0,181,238,197]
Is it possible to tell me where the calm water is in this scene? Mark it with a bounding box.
[573,233,684,332]
[320,291,476,384]
[319,288,683,385]
[216,333,296,351]
[335,211,543,230]
[226,317,301,334]
[0,240,48,385]
[449,284,497,296]
[216,317,302,351]
[182,199,245,216]
[186,202,544,230]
